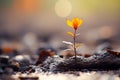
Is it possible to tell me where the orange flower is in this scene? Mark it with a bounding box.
[66,18,83,30]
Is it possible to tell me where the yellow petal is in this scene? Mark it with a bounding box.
[72,18,79,23]
[67,32,74,37]
[78,19,83,27]
[66,19,73,28]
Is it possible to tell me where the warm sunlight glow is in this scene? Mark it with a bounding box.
[55,0,72,17]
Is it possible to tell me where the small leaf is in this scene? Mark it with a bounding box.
[67,32,74,37]
[62,41,73,45]
[75,43,83,48]
[76,33,80,36]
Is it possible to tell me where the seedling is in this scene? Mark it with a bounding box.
[63,18,83,64]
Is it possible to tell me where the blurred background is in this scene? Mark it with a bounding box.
[0,0,120,53]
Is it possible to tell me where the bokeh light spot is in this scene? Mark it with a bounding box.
[55,0,72,17]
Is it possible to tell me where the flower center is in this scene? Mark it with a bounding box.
[73,21,78,30]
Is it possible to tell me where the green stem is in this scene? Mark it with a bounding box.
[73,30,77,64]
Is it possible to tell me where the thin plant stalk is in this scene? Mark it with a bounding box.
[73,30,77,64]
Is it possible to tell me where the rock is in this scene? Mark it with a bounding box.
[40,56,64,72]
[0,68,4,74]
[0,55,19,72]
[0,55,9,64]
[10,55,32,72]
[94,43,112,55]
[18,49,120,73]
[52,49,120,72]
[35,50,55,65]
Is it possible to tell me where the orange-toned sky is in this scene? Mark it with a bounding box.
[0,0,120,35]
